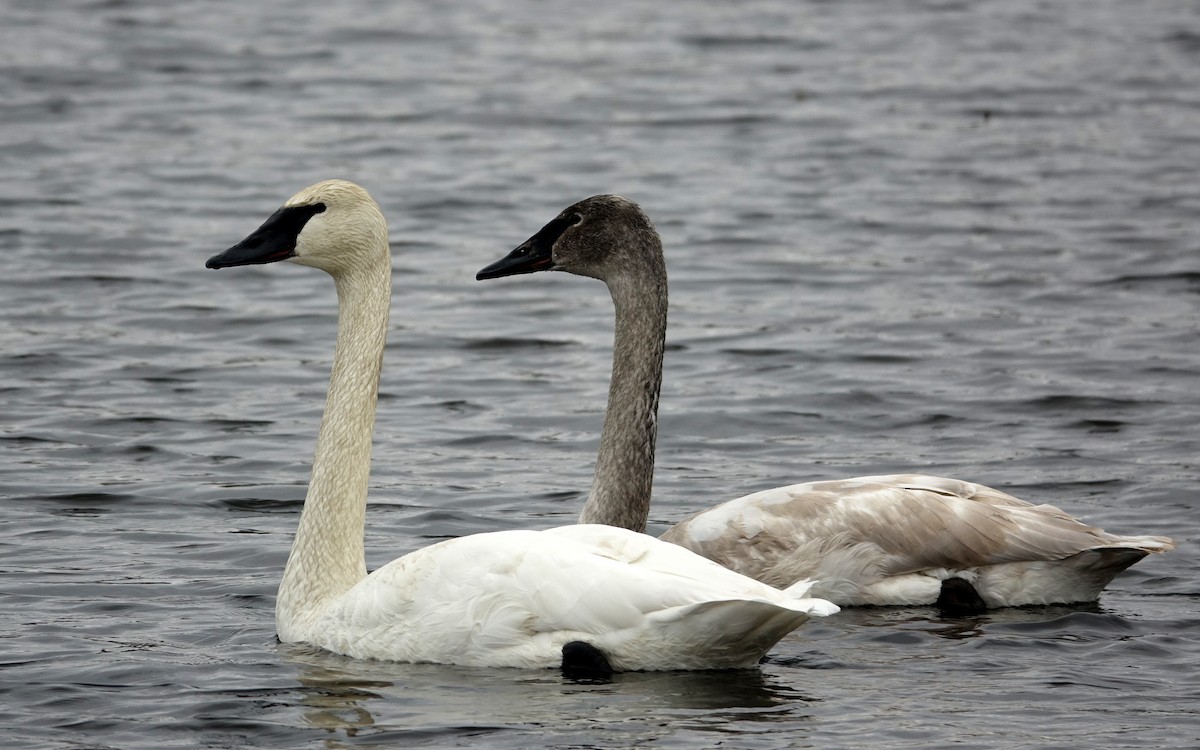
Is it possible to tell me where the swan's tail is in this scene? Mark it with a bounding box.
[1047,543,1171,604]
[781,577,842,617]
[1098,535,1174,555]
[604,588,840,671]
[1079,533,1174,590]
[629,599,816,670]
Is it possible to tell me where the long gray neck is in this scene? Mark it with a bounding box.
[276,261,391,632]
[577,265,667,531]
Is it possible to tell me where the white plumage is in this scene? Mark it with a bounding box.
[301,525,835,670]
[206,180,836,672]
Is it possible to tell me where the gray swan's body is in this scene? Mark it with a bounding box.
[477,195,1174,608]
[205,180,836,671]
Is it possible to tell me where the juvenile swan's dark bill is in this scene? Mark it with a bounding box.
[476,213,579,279]
[207,203,326,269]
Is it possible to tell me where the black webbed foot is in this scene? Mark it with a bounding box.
[561,641,615,678]
[936,577,988,615]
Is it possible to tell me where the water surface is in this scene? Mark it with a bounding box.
[2,1,1197,748]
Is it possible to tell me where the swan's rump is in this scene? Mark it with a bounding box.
[304,525,837,670]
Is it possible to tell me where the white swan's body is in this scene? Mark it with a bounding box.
[207,180,835,672]
[284,524,835,669]
[477,195,1174,609]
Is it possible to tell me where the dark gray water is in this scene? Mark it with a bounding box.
[3,1,1198,747]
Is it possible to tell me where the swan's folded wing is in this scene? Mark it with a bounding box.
[661,473,1174,582]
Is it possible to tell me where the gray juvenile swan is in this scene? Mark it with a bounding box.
[205,180,837,672]
[477,194,1174,609]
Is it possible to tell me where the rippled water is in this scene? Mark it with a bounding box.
[2,1,1198,748]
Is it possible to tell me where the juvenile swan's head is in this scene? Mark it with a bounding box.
[477,194,661,283]
[207,179,388,277]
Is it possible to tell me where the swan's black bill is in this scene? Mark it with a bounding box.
[476,240,553,279]
[207,203,326,269]
[476,213,580,280]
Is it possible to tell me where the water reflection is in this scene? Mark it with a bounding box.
[825,601,1107,642]
[279,642,816,743]
[275,601,1117,744]
[563,665,806,711]
[293,671,389,735]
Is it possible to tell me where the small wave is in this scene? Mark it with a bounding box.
[1067,418,1126,433]
[679,34,825,51]
[24,491,140,506]
[461,337,572,351]
[1101,272,1200,297]
[443,432,533,447]
[983,610,1138,638]
[1015,394,1157,412]
[216,497,304,513]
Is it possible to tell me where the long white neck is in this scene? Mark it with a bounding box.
[276,260,391,635]
[577,266,667,531]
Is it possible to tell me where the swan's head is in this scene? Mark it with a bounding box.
[207,179,388,277]
[477,194,661,283]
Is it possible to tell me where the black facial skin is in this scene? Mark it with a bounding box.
[476,213,581,280]
[207,203,327,269]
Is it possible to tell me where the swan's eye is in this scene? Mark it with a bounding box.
[311,203,327,213]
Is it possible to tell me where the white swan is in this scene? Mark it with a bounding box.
[476,194,1175,609]
[205,180,837,672]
